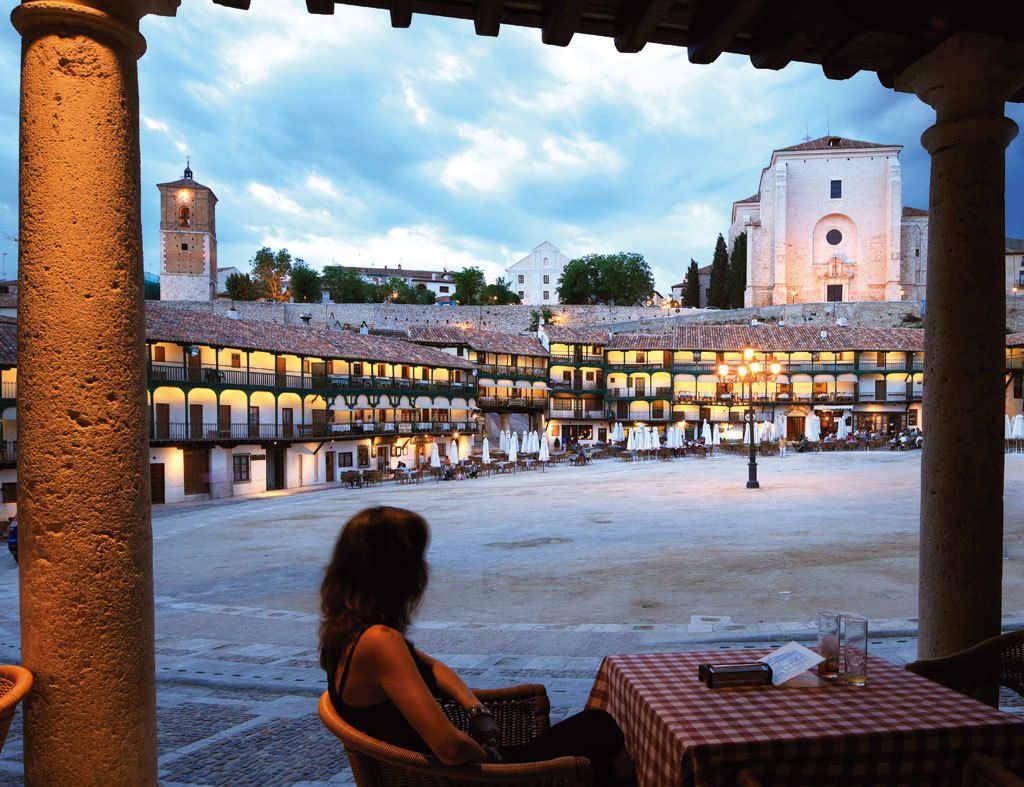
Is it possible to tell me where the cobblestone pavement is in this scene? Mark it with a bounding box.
[0,619,1000,787]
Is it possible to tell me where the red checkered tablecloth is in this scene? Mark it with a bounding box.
[586,650,1024,786]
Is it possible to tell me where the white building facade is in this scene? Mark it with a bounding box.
[729,136,929,307]
[507,242,571,305]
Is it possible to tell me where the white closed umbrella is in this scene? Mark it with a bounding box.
[450,439,459,461]
[759,421,768,444]
[532,431,541,454]
[651,427,660,449]
[701,419,710,444]
[539,433,550,461]
[628,427,637,451]
[742,422,749,445]
[1006,414,1013,440]
[836,415,849,440]
[499,430,507,452]
[482,437,491,463]
[712,423,721,445]
[616,422,625,442]
[807,413,821,442]
[508,434,518,462]
[430,442,441,468]
[1013,414,1024,441]
[775,412,787,442]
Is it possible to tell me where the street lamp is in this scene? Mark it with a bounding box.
[717,347,781,489]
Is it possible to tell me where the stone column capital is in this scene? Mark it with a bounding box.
[10,0,179,59]
[895,32,1024,120]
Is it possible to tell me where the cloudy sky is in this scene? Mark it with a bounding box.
[0,2,1023,291]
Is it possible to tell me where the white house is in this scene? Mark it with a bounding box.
[506,242,571,305]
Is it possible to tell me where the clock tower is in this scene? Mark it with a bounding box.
[157,161,218,301]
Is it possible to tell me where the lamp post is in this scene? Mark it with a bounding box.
[718,347,781,489]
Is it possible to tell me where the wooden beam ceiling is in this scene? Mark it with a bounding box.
[475,0,504,36]
[614,0,675,54]
[391,0,413,28]
[542,0,587,47]
[687,0,764,65]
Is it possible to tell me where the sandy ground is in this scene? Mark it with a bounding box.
[147,451,1024,627]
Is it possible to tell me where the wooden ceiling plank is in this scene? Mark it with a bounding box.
[614,0,675,54]
[391,0,413,27]
[748,16,806,71]
[687,0,765,65]
[306,0,335,13]
[542,0,587,47]
[475,0,504,36]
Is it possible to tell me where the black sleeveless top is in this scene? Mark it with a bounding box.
[327,627,439,754]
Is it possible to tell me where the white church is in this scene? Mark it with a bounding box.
[728,136,929,307]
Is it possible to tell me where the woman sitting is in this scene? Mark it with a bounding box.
[320,507,636,785]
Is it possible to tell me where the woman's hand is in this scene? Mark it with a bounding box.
[467,709,502,747]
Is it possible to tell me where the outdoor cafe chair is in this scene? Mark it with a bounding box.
[962,752,1024,787]
[906,629,1024,708]
[0,665,32,754]
[318,684,593,787]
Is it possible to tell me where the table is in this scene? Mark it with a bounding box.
[586,650,1024,786]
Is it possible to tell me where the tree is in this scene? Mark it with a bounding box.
[556,257,601,304]
[322,266,367,303]
[682,259,701,308]
[706,234,730,308]
[452,267,486,305]
[481,277,521,305]
[556,253,654,305]
[225,271,261,301]
[367,277,435,305]
[529,307,555,331]
[290,260,323,303]
[251,247,292,302]
[726,232,747,309]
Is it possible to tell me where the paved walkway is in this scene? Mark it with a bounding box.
[0,618,991,787]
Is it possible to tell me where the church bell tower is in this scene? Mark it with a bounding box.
[157,161,218,301]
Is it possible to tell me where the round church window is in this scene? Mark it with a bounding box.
[826,229,842,246]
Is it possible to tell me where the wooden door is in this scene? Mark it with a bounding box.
[786,416,805,441]
[183,448,210,495]
[219,404,231,438]
[325,451,335,483]
[187,351,201,382]
[281,407,294,438]
[155,403,170,440]
[312,409,327,436]
[276,356,287,386]
[189,404,204,439]
[149,463,165,505]
[248,405,260,438]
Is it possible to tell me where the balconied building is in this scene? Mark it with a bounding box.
[606,325,925,439]
[1005,333,1024,415]
[0,319,15,521]
[144,308,480,502]
[542,325,610,446]
[407,326,549,433]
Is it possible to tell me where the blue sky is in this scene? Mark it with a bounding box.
[0,1,1023,292]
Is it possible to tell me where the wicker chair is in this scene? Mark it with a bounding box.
[0,665,32,754]
[905,629,1024,708]
[962,752,1024,787]
[318,684,593,786]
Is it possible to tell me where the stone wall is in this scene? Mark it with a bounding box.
[153,297,1024,334]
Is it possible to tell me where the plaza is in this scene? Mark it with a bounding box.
[3,450,1023,784]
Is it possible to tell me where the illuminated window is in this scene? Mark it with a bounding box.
[178,206,191,228]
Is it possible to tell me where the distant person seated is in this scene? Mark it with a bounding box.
[397,461,407,469]
[553,438,561,451]
[796,434,810,453]
[320,508,636,783]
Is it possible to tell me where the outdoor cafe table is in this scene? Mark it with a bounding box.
[586,649,1024,786]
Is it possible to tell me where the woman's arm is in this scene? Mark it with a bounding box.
[414,648,481,710]
[362,626,486,765]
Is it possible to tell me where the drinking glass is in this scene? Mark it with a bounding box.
[817,612,841,679]
[842,615,868,685]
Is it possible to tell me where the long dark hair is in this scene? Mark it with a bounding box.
[319,506,430,672]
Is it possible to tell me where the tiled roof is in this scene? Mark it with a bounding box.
[1007,332,1024,347]
[156,177,216,197]
[734,193,760,203]
[543,325,610,345]
[608,325,925,352]
[0,294,16,309]
[341,265,452,281]
[1007,238,1024,253]
[903,207,929,218]
[408,326,547,356]
[145,306,476,369]
[776,136,897,153]
[0,321,14,366]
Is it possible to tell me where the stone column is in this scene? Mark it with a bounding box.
[11,1,157,782]
[896,34,1024,660]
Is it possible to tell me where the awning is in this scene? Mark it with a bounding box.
[815,404,853,410]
